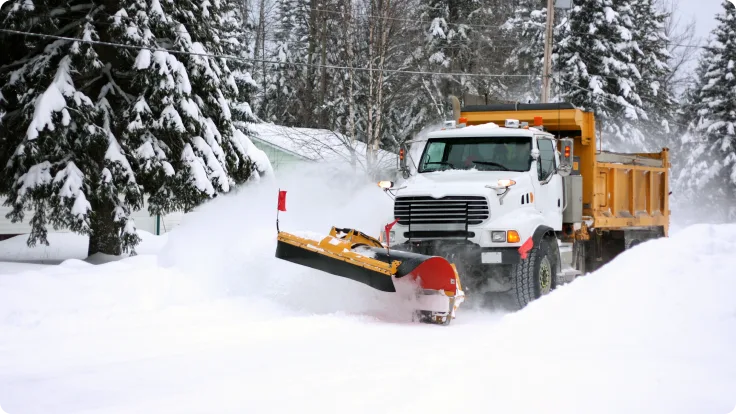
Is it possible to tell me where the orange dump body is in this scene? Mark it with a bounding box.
[458,103,670,235]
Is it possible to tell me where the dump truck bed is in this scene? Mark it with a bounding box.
[592,150,669,234]
[456,102,671,235]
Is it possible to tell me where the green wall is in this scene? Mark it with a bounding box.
[251,139,310,171]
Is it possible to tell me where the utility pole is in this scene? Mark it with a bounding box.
[542,0,573,103]
[541,0,555,103]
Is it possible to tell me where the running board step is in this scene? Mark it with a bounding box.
[558,267,581,284]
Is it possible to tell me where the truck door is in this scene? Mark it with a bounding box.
[534,137,563,231]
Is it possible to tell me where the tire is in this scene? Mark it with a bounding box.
[508,237,557,310]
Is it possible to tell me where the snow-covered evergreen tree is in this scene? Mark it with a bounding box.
[555,0,649,151]
[417,0,473,99]
[0,0,264,256]
[261,0,311,125]
[504,0,673,150]
[0,1,144,255]
[502,0,548,102]
[629,0,675,147]
[114,0,261,213]
[675,1,736,221]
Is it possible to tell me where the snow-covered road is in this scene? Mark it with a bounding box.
[1,170,735,414]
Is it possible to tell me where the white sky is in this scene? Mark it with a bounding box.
[676,0,722,43]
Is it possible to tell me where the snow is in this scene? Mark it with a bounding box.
[25,56,75,140]
[0,168,734,413]
[290,230,331,241]
[112,9,127,25]
[53,162,91,219]
[181,143,215,196]
[180,97,200,119]
[105,136,136,184]
[192,135,229,191]
[604,6,616,24]
[150,0,165,18]
[135,49,152,70]
[232,127,273,177]
[151,52,192,95]
[190,42,220,83]
[159,104,185,132]
[15,162,52,199]
[0,231,167,265]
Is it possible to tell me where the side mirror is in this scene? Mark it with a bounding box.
[558,138,574,177]
[399,143,410,178]
[531,149,540,160]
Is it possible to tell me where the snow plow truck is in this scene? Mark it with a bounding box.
[275,97,671,323]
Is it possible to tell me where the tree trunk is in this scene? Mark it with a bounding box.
[345,0,355,145]
[260,0,268,115]
[366,0,376,170]
[319,11,329,128]
[254,0,267,118]
[304,0,320,126]
[367,0,391,174]
[254,0,265,67]
[87,206,122,257]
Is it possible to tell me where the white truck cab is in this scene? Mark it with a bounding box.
[384,118,576,309]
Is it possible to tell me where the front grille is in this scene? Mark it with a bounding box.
[394,196,490,229]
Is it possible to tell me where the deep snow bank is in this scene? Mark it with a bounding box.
[0,223,734,414]
[456,223,736,413]
[0,230,167,264]
[1,163,735,414]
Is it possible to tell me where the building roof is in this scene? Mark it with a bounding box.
[248,123,398,172]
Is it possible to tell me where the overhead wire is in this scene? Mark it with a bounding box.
[15,9,520,45]
[0,27,534,79]
[12,7,712,50]
[552,77,691,130]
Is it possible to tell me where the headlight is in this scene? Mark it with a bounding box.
[492,231,506,242]
[486,179,517,191]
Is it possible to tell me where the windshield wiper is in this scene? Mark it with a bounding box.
[472,161,510,171]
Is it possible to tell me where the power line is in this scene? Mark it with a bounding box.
[24,8,514,41]
[0,28,534,79]
[310,6,509,31]
[19,7,712,50]
[566,30,707,50]
[553,77,690,130]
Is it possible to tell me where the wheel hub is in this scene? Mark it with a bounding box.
[539,257,552,295]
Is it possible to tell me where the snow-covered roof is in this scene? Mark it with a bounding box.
[248,123,398,172]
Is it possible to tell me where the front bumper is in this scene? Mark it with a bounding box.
[478,247,522,264]
[393,241,522,265]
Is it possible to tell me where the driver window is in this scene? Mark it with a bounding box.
[537,139,556,182]
[422,142,447,167]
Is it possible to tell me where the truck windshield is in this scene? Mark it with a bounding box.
[418,137,532,173]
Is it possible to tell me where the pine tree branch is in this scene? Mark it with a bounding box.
[0,5,103,74]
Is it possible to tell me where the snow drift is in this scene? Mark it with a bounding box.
[0,166,734,414]
[156,163,414,319]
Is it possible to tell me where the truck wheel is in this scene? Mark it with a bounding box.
[508,237,557,310]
